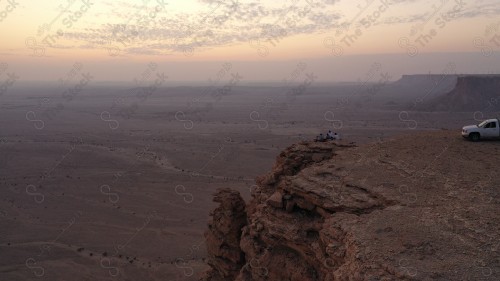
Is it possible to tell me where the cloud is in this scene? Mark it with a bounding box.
[359,0,500,28]
[44,0,500,56]
[58,0,342,56]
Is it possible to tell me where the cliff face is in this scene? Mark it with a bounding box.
[203,189,247,281]
[418,75,500,112]
[394,74,458,93]
[203,132,499,281]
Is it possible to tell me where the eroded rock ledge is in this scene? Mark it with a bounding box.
[202,188,247,281]
[202,133,499,281]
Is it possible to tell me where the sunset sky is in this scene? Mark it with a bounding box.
[1,0,500,82]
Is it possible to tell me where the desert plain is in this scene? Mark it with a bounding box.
[0,76,498,280]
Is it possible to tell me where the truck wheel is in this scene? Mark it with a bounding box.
[470,133,480,142]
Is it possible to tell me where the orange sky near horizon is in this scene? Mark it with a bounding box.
[1,0,500,81]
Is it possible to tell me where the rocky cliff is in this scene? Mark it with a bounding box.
[417,75,500,112]
[202,131,499,280]
[393,74,458,95]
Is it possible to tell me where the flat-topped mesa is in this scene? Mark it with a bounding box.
[202,132,499,281]
[417,74,500,112]
[390,74,458,98]
[395,74,458,89]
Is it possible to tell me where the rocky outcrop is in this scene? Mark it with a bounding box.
[202,132,500,280]
[391,74,458,97]
[417,75,500,112]
[202,188,247,281]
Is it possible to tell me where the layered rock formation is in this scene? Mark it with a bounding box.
[391,74,458,97]
[203,132,499,280]
[417,75,500,112]
[202,189,247,281]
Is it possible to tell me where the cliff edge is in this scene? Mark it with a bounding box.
[202,131,499,280]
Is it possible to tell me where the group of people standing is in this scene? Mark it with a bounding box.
[315,130,340,142]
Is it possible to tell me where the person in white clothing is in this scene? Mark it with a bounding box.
[327,130,334,140]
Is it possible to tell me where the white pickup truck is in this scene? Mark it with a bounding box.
[462,118,500,141]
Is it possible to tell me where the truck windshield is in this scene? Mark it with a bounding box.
[478,120,489,127]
